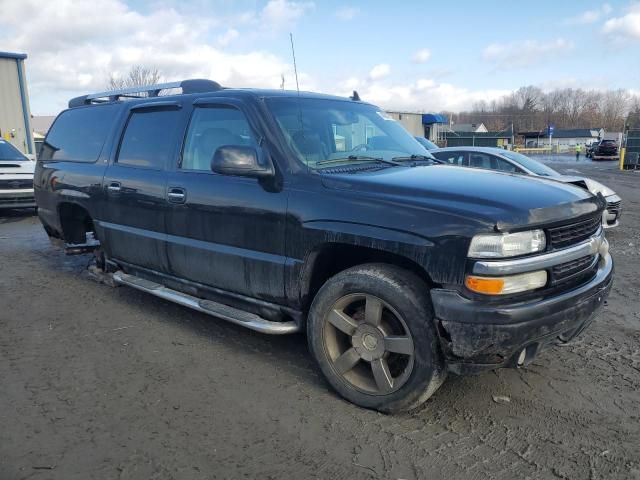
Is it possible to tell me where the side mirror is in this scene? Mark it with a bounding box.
[211,145,274,178]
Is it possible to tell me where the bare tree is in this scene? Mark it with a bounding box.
[107,65,162,91]
[514,86,542,112]
[627,97,640,129]
[446,86,634,134]
[600,90,629,131]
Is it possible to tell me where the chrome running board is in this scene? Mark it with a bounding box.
[112,271,299,335]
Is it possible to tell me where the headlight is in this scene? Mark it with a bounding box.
[584,178,615,197]
[465,271,548,295]
[468,230,546,258]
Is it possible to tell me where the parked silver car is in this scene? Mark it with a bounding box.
[0,139,36,210]
[430,147,621,228]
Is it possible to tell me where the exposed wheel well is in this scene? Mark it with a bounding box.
[58,203,95,244]
[302,243,435,311]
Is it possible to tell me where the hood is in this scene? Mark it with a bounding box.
[321,165,603,230]
[547,175,588,189]
[551,175,617,197]
[0,159,35,176]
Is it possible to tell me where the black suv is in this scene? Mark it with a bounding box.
[35,80,613,412]
[592,139,619,160]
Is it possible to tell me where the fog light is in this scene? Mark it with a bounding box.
[465,270,547,295]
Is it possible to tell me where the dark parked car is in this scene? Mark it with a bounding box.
[35,80,613,412]
[592,139,619,160]
[430,147,622,228]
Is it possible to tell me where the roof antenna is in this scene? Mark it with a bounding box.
[289,32,308,166]
[351,90,360,101]
[289,33,301,98]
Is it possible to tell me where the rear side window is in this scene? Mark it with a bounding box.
[468,153,492,169]
[40,104,119,162]
[117,109,182,169]
[493,157,519,173]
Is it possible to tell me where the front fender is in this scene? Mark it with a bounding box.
[285,220,469,310]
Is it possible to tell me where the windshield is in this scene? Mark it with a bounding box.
[415,137,438,150]
[0,140,28,161]
[500,150,559,177]
[267,97,432,168]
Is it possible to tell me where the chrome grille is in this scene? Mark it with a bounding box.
[548,215,601,249]
[0,179,33,190]
[551,255,597,283]
[0,195,35,204]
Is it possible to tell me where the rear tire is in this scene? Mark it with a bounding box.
[307,263,445,413]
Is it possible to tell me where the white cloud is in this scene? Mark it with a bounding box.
[564,3,612,24]
[369,63,390,80]
[217,28,239,46]
[0,0,316,113]
[261,0,315,29]
[335,6,359,20]
[6,0,628,117]
[341,77,362,90]
[412,48,431,63]
[337,78,510,112]
[602,4,640,40]
[482,38,575,68]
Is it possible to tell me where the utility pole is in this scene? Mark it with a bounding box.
[511,121,514,149]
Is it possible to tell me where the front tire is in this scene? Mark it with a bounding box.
[307,263,445,413]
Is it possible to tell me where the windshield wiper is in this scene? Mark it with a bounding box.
[316,155,401,167]
[391,154,442,164]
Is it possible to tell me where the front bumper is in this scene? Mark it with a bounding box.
[592,152,619,160]
[431,252,613,375]
[0,189,36,209]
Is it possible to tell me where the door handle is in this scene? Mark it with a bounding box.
[167,187,186,203]
[107,182,121,192]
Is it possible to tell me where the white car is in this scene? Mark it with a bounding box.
[0,139,36,210]
[430,147,622,228]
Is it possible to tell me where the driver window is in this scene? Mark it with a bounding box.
[182,106,257,171]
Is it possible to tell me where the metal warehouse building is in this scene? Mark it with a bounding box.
[0,51,34,156]
[385,111,449,144]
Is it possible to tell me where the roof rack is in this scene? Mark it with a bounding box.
[68,79,223,108]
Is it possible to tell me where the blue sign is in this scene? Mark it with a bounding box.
[547,124,555,136]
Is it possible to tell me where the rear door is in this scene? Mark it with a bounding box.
[100,101,186,273]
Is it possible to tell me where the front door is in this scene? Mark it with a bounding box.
[100,102,185,274]
[164,100,287,303]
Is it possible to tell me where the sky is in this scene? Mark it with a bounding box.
[1,0,639,115]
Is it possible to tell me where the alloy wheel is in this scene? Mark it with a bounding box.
[322,293,415,395]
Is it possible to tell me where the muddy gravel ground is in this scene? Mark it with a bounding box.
[1,161,639,480]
